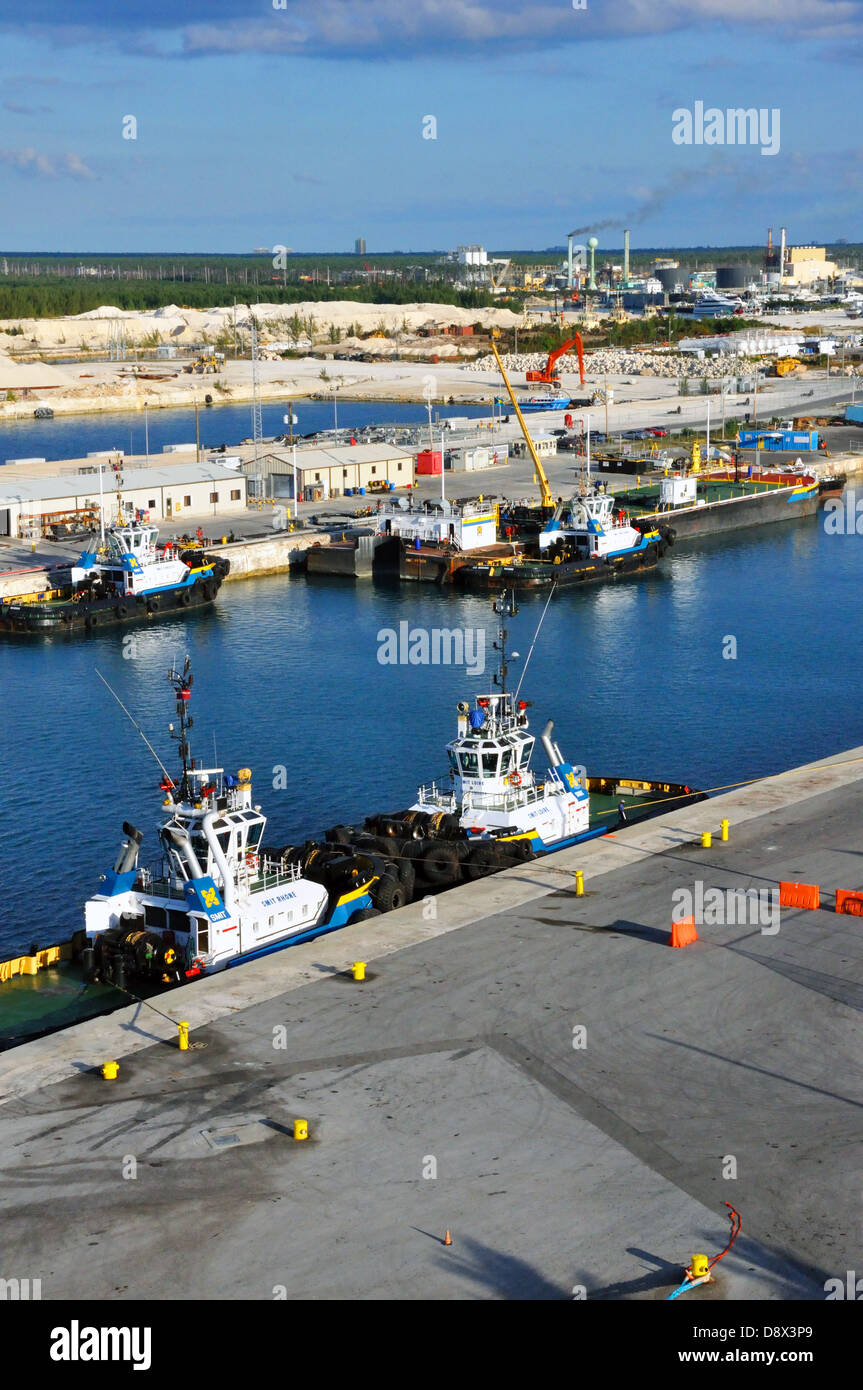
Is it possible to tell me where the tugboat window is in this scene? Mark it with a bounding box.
[459,751,479,775]
[144,904,166,929]
[482,753,499,778]
[500,749,512,775]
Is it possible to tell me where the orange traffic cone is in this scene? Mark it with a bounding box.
[443,1229,452,1246]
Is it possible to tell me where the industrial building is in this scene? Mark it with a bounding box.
[244,443,415,501]
[0,461,248,539]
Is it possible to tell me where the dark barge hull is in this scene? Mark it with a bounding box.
[455,537,666,591]
[0,552,229,636]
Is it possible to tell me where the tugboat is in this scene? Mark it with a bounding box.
[82,658,378,989]
[457,490,671,591]
[409,594,692,855]
[0,513,229,635]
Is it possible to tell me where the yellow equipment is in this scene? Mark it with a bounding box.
[489,341,554,509]
[773,356,802,377]
[184,353,224,375]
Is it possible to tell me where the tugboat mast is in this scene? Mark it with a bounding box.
[168,657,195,801]
[492,590,519,694]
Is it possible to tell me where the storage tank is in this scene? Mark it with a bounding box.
[656,267,682,293]
[716,265,748,290]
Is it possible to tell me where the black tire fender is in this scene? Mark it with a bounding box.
[373,874,408,913]
[421,841,460,886]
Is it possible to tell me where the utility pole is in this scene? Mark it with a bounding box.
[250,314,263,468]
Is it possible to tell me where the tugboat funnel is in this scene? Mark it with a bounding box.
[114,822,143,874]
[541,721,565,768]
[163,825,206,882]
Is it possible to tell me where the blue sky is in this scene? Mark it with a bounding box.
[0,0,860,253]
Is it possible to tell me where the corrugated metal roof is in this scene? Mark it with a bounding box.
[0,461,246,505]
[251,443,413,474]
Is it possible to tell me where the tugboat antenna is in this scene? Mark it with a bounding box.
[514,583,558,702]
[95,669,174,783]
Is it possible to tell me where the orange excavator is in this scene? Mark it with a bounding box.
[526,333,584,387]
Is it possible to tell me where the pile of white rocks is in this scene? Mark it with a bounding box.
[467,348,741,379]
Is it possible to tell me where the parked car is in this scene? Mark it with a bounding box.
[646,427,669,437]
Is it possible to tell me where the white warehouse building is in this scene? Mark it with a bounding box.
[0,462,248,538]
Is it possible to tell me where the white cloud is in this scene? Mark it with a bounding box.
[3,0,862,58]
[0,147,96,179]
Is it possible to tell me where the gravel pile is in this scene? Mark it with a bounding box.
[468,349,741,379]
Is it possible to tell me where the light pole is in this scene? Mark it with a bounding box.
[144,400,149,461]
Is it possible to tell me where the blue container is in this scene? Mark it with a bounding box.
[358,487,365,496]
[345,488,353,497]
[388,481,395,491]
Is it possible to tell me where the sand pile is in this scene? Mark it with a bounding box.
[0,301,522,355]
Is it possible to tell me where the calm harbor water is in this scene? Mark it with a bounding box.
[1,506,862,956]
[1,397,490,466]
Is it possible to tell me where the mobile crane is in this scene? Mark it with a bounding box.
[490,339,554,509]
[526,333,585,387]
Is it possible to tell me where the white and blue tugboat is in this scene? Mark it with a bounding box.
[410,595,598,856]
[0,512,229,636]
[458,490,672,591]
[82,658,377,989]
[405,593,700,863]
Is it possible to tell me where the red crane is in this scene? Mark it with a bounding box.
[526,332,584,387]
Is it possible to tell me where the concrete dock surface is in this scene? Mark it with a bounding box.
[1,747,861,1301]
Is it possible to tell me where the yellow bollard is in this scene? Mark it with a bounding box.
[690,1253,710,1280]
[101,1061,119,1081]
[178,1021,189,1051]
[720,818,729,842]
[293,1119,308,1141]
[701,831,712,849]
[352,961,366,981]
[575,870,584,897]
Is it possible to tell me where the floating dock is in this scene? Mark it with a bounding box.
[2,745,861,1299]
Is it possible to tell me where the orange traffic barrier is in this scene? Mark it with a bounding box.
[835,890,863,917]
[779,881,820,910]
[670,916,698,948]
[443,1230,452,1246]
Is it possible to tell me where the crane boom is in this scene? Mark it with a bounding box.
[526,332,584,386]
[491,340,554,509]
